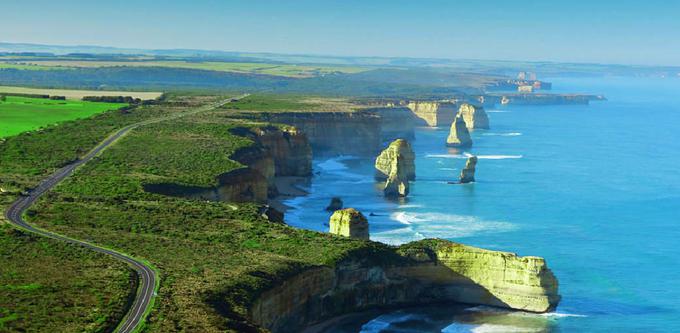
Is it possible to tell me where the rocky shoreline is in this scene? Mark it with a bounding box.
[140,97,563,332]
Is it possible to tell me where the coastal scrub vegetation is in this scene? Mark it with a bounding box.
[0,94,403,331]
[0,222,133,333]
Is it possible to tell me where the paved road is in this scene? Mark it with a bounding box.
[3,95,247,333]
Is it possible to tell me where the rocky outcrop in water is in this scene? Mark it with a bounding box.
[329,208,369,240]
[248,239,560,333]
[383,156,410,197]
[459,156,477,183]
[457,103,490,130]
[406,101,458,127]
[375,139,415,181]
[325,197,343,212]
[446,116,472,148]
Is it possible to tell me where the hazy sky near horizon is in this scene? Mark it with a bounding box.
[3,0,679,66]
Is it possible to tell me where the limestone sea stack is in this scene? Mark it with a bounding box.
[375,139,415,180]
[459,156,477,183]
[457,103,490,130]
[329,208,369,240]
[383,157,410,197]
[446,116,472,148]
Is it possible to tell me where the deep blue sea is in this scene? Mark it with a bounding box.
[285,76,680,333]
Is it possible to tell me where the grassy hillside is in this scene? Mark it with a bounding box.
[0,96,126,138]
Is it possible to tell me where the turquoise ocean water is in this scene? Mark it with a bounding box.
[284,77,680,332]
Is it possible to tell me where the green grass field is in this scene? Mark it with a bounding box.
[0,96,126,138]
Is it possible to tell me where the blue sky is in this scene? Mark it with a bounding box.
[3,0,679,65]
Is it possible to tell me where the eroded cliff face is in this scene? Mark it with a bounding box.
[457,103,490,130]
[365,107,417,141]
[248,239,560,333]
[235,126,313,177]
[144,126,312,203]
[258,112,382,156]
[374,139,415,180]
[406,101,458,127]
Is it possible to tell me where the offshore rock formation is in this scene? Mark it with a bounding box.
[374,139,415,181]
[406,101,458,127]
[383,156,410,197]
[446,116,473,148]
[457,103,490,130]
[459,156,477,184]
[248,239,560,333]
[329,208,369,240]
[325,197,343,212]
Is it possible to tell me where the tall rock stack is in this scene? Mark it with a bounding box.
[375,139,415,181]
[446,116,473,148]
[459,156,477,183]
[383,156,410,197]
[329,208,369,240]
[457,103,490,130]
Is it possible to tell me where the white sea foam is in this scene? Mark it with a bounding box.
[426,154,523,160]
[316,156,354,171]
[359,313,425,333]
[477,155,523,159]
[482,132,523,137]
[466,306,586,318]
[471,324,542,333]
[372,212,516,245]
[397,204,424,208]
[439,167,457,171]
[486,110,510,113]
[426,154,468,159]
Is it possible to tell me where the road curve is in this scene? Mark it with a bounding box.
[3,95,248,333]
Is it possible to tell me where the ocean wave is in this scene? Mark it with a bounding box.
[482,132,523,137]
[372,212,516,244]
[471,324,543,333]
[316,156,355,171]
[466,306,586,318]
[477,155,523,159]
[426,154,523,160]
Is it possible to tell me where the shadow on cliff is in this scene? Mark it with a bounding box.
[204,244,520,333]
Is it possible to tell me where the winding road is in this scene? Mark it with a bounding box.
[3,94,248,333]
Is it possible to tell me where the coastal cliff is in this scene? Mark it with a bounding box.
[249,239,560,333]
[247,112,382,156]
[457,103,490,130]
[144,125,312,203]
[406,101,458,127]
